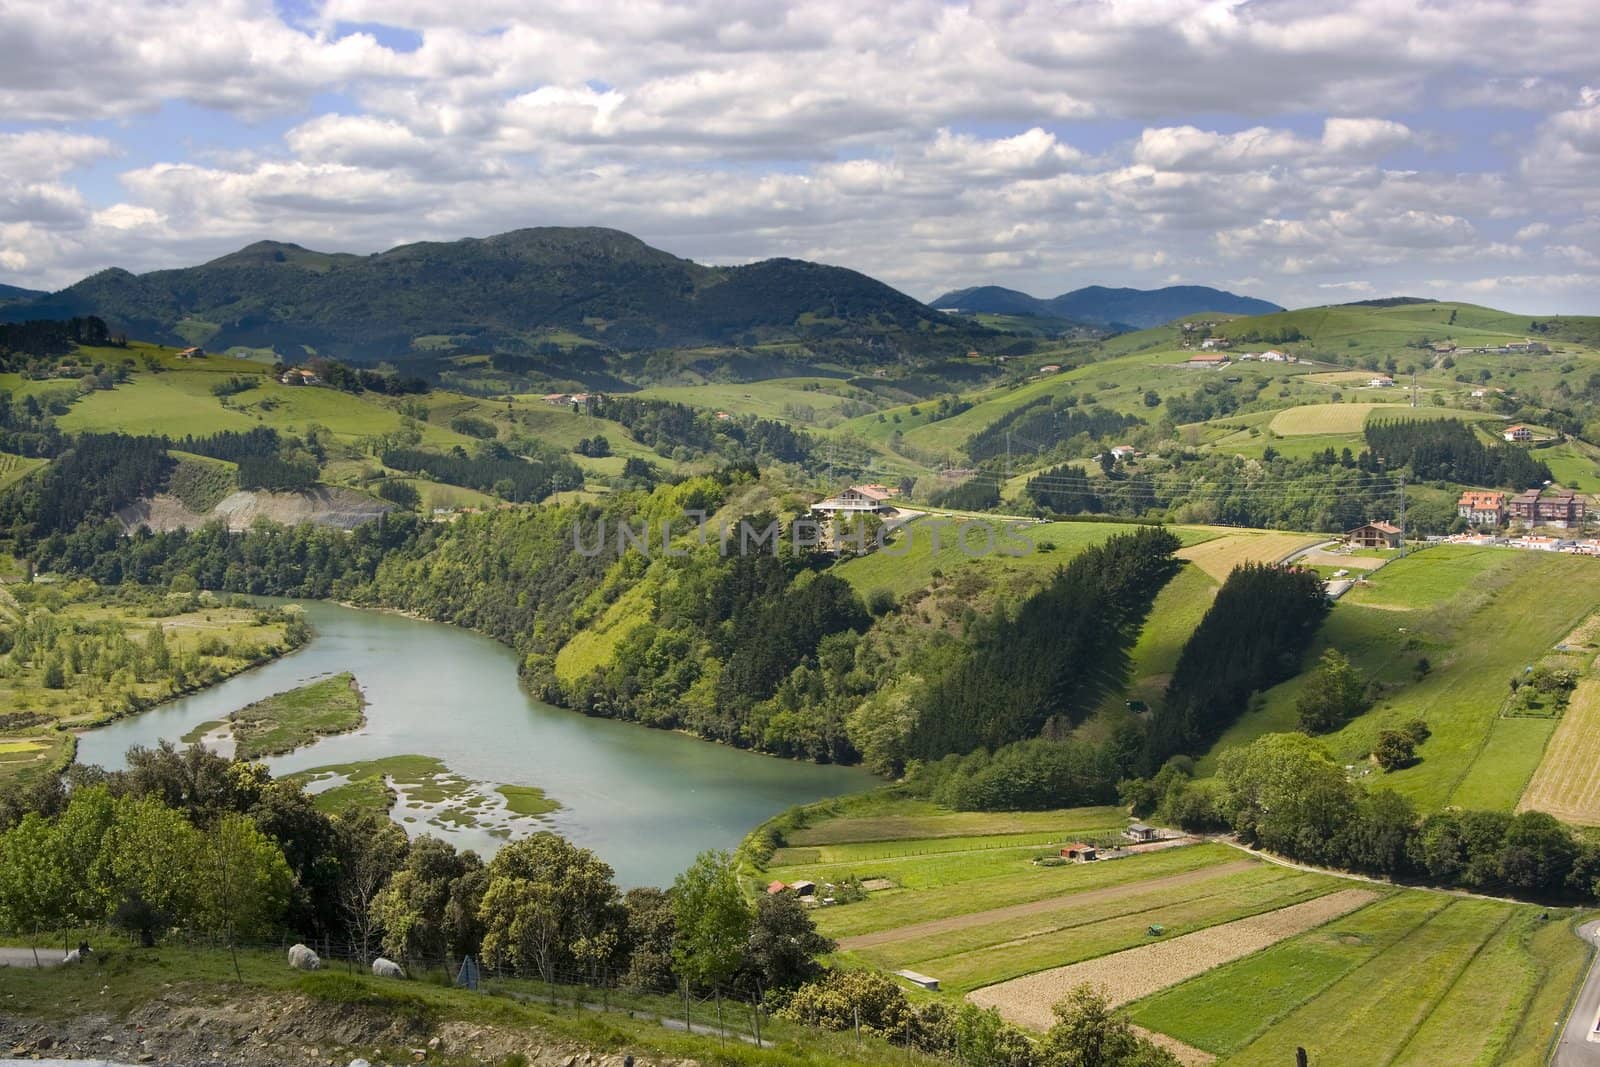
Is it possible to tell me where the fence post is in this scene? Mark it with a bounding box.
[683,979,691,1034]
[716,989,725,1047]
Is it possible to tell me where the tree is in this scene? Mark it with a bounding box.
[1295,649,1366,733]
[1499,811,1578,894]
[197,813,292,980]
[1216,733,1356,865]
[0,814,68,964]
[479,832,625,983]
[373,835,485,964]
[778,968,912,1038]
[1038,984,1179,1066]
[333,808,409,964]
[103,795,203,925]
[620,886,677,994]
[954,1003,1037,1067]
[671,850,752,991]
[742,890,835,991]
[1373,730,1417,771]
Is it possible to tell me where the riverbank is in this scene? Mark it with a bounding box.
[73,599,875,887]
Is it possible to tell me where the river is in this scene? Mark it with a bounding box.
[74,600,874,887]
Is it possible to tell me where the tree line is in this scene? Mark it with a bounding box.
[1126,733,1600,904]
[381,445,582,503]
[1365,418,1551,488]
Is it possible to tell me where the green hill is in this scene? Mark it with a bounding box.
[931,283,1283,328]
[7,227,983,362]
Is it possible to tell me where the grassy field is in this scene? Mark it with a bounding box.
[1266,402,1496,436]
[830,518,1219,599]
[1519,676,1600,824]
[191,671,366,760]
[1,587,300,782]
[1127,892,1587,1065]
[0,452,46,493]
[751,793,1594,1064]
[1174,530,1324,581]
[1201,547,1600,811]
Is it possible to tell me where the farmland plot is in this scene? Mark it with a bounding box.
[966,888,1378,1030]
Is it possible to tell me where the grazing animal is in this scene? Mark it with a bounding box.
[371,957,405,979]
[287,943,322,971]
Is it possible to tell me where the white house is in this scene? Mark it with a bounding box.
[1368,376,1395,388]
[811,485,895,516]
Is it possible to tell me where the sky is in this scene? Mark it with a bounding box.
[3,0,1600,312]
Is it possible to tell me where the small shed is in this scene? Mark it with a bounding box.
[790,880,817,897]
[1060,842,1098,863]
[766,880,788,895]
[1124,823,1159,843]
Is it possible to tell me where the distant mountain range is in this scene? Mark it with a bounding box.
[929,284,1283,330]
[1,227,981,361]
[0,283,46,308]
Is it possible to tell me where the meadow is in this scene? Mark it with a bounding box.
[1199,546,1600,812]
[184,671,366,760]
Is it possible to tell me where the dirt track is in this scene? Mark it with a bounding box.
[967,887,1379,1030]
[837,859,1256,951]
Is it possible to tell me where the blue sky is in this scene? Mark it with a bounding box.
[2,0,1599,311]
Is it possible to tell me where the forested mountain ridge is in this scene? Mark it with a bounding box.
[2,227,983,362]
[931,283,1283,328]
[0,283,46,308]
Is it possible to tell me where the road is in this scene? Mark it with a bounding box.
[1553,920,1600,1067]
[0,946,60,968]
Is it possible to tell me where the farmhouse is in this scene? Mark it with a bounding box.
[1503,425,1534,442]
[1110,445,1138,461]
[1347,521,1404,549]
[1510,487,1587,529]
[1039,364,1062,373]
[1060,843,1098,863]
[1199,337,1231,350]
[1471,389,1488,398]
[1183,352,1229,369]
[176,346,204,359]
[1260,349,1289,362]
[279,367,320,385]
[1457,490,1506,527]
[1368,375,1395,388]
[811,485,895,516]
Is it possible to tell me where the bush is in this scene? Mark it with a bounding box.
[778,969,912,1038]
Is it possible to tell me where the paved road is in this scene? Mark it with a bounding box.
[1554,920,1600,1067]
[0,946,60,968]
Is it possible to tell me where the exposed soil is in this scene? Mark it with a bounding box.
[0,987,695,1067]
[118,488,392,534]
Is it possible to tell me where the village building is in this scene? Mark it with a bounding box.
[1510,487,1587,528]
[1470,389,1488,398]
[811,484,896,517]
[1059,843,1098,863]
[1346,521,1404,549]
[1457,490,1506,527]
[1110,445,1138,461]
[176,346,205,359]
[1260,349,1289,362]
[1182,352,1229,369]
[1199,336,1231,350]
[1124,824,1160,843]
[1039,364,1062,373]
[1368,375,1395,388]
[1503,424,1533,442]
[279,367,320,385]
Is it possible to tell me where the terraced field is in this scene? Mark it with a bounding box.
[1174,531,1324,581]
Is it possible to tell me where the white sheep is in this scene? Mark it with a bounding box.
[287,943,322,971]
[371,956,405,979]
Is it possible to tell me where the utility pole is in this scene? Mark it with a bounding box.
[1398,473,1408,557]
[1411,371,1418,408]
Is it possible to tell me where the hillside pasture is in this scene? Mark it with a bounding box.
[1267,402,1495,436]
[0,452,46,493]
[1202,547,1600,812]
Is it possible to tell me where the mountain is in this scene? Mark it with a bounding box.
[0,283,46,309]
[5,227,977,361]
[930,283,1283,329]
